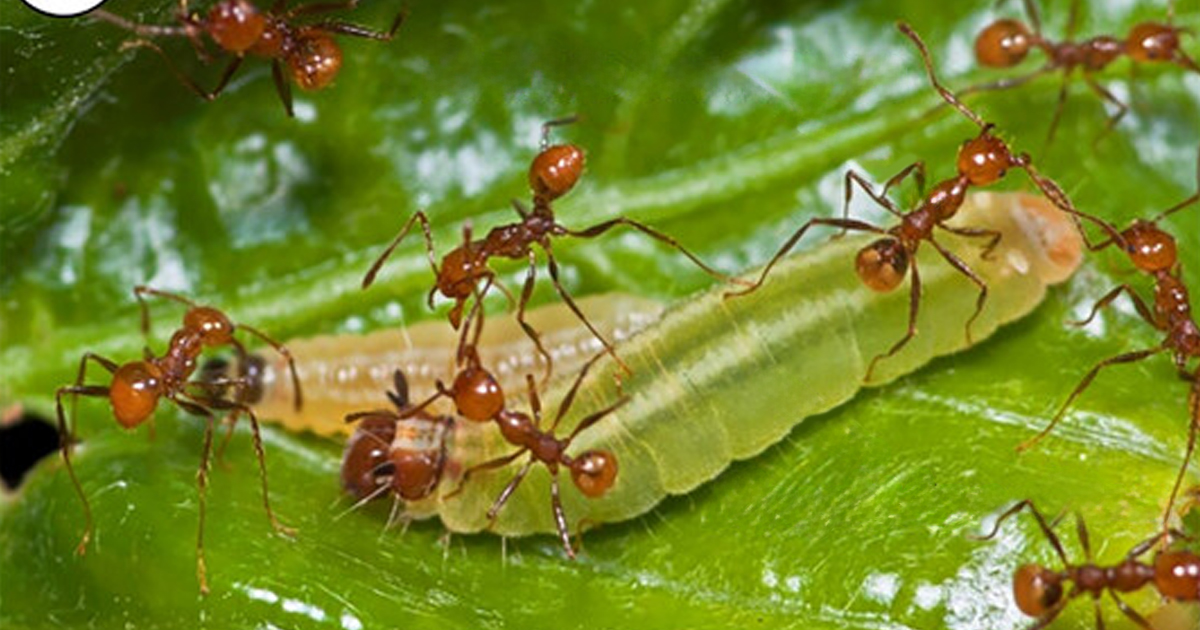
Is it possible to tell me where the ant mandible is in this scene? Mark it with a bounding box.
[726,22,1118,382]
[89,0,406,117]
[974,500,1200,629]
[55,285,302,594]
[1020,154,1199,535]
[362,116,740,381]
[342,369,453,514]
[969,0,1199,143]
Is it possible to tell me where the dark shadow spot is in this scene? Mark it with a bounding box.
[1,412,60,490]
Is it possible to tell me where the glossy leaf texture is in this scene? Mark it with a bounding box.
[2,0,1199,628]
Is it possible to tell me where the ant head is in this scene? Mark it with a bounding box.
[388,446,442,501]
[205,0,266,54]
[570,449,618,498]
[957,129,1015,186]
[1013,563,1065,617]
[529,144,585,202]
[184,306,235,347]
[1126,22,1182,64]
[1155,551,1200,599]
[975,19,1034,68]
[289,33,343,91]
[452,365,504,422]
[1121,220,1177,272]
[340,416,396,500]
[855,238,910,292]
[110,361,165,429]
[438,245,485,300]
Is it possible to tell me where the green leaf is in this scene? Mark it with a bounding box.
[2,0,1198,628]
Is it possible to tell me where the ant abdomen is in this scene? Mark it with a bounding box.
[206,0,265,53]
[855,239,909,292]
[110,361,165,428]
[529,144,585,202]
[975,19,1034,68]
[569,450,617,498]
[289,33,343,91]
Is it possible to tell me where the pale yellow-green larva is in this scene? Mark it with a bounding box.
[242,294,665,436]
[412,191,1084,537]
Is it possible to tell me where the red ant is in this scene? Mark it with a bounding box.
[89,0,406,117]
[361,116,741,381]
[341,369,453,510]
[1019,156,1199,535]
[968,0,1199,143]
[55,286,302,594]
[975,500,1200,629]
[725,22,1119,382]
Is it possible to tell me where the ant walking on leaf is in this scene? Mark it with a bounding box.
[363,116,742,383]
[90,0,406,116]
[968,0,1199,144]
[975,500,1200,628]
[1020,152,1200,537]
[56,286,302,594]
[726,22,1118,382]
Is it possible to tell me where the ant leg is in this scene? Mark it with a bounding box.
[484,459,536,525]
[55,385,109,555]
[173,398,216,595]
[1043,73,1072,147]
[344,409,396,424]
[938,225,1002,260]
[284,0,358,18]
[1160,400,1199,545]
[362,211,436,287]
[1064,0,1080,40]
[929,235,988,345]
[975,500,1073,566]
[1108,593,1154,630]
[725,218,887,299]
[561,217,747,286]
[864,255,921,383]
[525,374,543,429]
[1018,346,1168,452]
[69,353,119,442]
[897,23,988,128]
[236,325,303,411]
[88,10,191,38]
[565,398,629,443]
[445,450,527,499]
[1068,284,1157,328]
[1082,73,1128,144]
[544,248,632,380]
[549,474,574,558]
[213,398,295,537]
[515,252,554,384]
[837,167,913,235]
[311,8,407,42]
[548,350,608,433]
[120,40,243,104]
[133,285,199,335]
[271,60,294,118]
[1020,0,1043,36]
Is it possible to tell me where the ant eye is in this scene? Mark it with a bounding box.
[1013,564,1062,617]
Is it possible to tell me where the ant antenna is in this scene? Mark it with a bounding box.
[897,22,988,129]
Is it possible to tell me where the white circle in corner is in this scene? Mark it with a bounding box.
[21,0,109,18]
